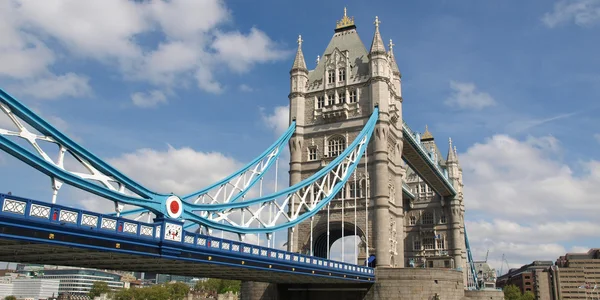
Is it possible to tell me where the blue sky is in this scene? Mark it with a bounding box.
[1,0,599,273]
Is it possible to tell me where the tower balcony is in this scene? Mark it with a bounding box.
[317,102,360,121]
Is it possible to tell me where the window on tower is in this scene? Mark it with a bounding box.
[328,136,345,157]
[440,213,447,224]
[409,215,416,225]
[422,211,434,225]
[333,186,345,200]
[327,93,335,106]
[308,147,317,161]
[423,238,435,250]
[338,68,346,82]
[349,181,363,198]
[436,238,445,250]
[413,240,421,251]
[328,70,335,84]
[349,90,357,103]
[317,96,325,108]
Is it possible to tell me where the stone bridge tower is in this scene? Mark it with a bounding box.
[287,9,405,268]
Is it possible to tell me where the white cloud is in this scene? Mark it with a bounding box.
[131,90,168,108]
[506,111,581,134]
[0,1,55,79]
[542,0,600,28]
[195,67,223,94]
[239,84,254,92]
[0,0,290,98]
[13,73,91,100]
[213,27,291,73]
[461,134,600,270]
[462,134,600,219]
[445,81,496,110]
[108,145,242,195]
[261,105,289,136]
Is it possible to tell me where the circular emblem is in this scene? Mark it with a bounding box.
[166,195,183,219]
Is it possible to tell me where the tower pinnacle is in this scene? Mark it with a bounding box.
[388,38,401,76]
[421,125,434,141]
[447,137,457,162]
[369,16,386,54]
[335,7,355,31]
[291,34,307,71]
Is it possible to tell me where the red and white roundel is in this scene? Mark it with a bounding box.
[166,195,183,219]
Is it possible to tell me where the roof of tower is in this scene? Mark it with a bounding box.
[388,39,401,75]
[420,125,434,141]
[307,9,370,84]
[369,16,386,55]
[291,35,307,71]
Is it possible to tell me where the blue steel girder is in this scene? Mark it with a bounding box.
[0,86,381,236]
[401,122,456,197]
[465,226,479,290]
[0,193,374,283]
[0,87,294,222]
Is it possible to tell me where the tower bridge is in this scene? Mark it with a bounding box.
[0,9,502,300]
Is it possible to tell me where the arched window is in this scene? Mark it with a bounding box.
[328,136,345,157]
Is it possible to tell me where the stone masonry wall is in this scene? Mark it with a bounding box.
[463,290,504,300]
[365,268,465,300]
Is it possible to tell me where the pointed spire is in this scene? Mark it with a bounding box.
[369,16,386,54]
[316,55,320,64]
[291,35,307,71]
[447,137,457,162]
[421,125,434,141]
[454,145,460,163]
[388,39,401,75]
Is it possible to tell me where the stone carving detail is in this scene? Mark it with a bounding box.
[388,180,395,203]
[389,216,398,256]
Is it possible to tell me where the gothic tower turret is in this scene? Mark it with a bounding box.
[446,138,467,283]
[287,10,404,268]
[287,35,309,251]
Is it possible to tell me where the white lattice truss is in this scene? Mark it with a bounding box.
[190,133,369,232]
[0,102,148,210]
[189,147,281,205]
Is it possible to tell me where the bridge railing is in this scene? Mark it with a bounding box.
[0,193,374,278]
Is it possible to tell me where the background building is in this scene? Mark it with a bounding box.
[497,249,600,300]
[551,248,600,300]
[11,278,60,300]
[497,260,553,297]
[39,269,123,295]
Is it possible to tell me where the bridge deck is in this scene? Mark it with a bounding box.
[0,194,374,284]
[402,124,456,197]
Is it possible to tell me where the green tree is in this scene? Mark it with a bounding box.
[218,280,240,294]
[111,288,135,300]
[195,278,221,293]
[89,281,110,299]
[503,285,522,300]
[520,291,535,300]
[5,296,16,300]
[136,285,170,300]
[167,282,190,300]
